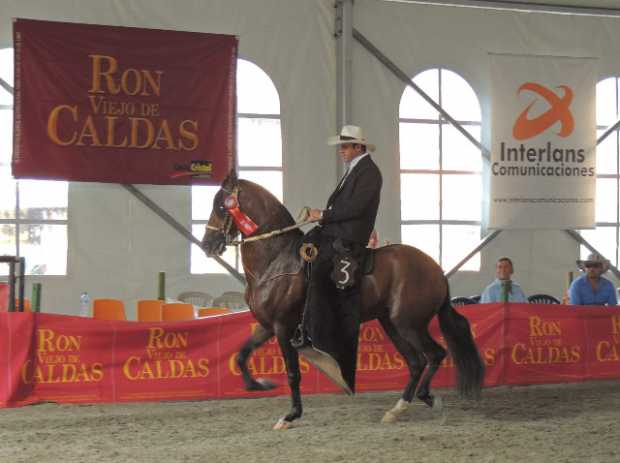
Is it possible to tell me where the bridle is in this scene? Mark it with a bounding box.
[205,184,242,245]
[205,182,316,247]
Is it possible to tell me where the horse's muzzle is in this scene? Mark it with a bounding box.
[203,231,227,257]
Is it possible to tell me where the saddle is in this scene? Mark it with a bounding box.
[300,231,375,282]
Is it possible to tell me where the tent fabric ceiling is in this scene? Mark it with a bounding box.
[386,0,620,14]
[493,0,620,8]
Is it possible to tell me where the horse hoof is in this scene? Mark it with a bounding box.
[381,411,398,424]
[381,399,409,424]
[256,378,277,390]
[273,417,294,430]
[418,394,434,408]
[432,396,443,412]
[247,378,277,391]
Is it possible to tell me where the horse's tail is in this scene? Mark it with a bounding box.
[437,283,484,399]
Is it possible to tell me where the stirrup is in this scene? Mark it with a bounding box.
[290,324,310,349]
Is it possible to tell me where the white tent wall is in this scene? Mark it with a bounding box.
[0,0,336,317]
[2,0,620,315]
[354,0,620,299]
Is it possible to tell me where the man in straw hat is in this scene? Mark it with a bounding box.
[292,125,382,394]
[569,253,617,306]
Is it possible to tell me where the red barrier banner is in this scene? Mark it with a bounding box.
[218,317,321,397]
[12,19,237,185]
[503,305,588,385]
[430,305,505,388]
[581,310,620,379]
[1,304,620,408]
[0,283,8,311]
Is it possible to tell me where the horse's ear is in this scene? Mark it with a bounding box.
[222,168,238,190]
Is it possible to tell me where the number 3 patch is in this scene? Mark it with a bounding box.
[331,255,359,290]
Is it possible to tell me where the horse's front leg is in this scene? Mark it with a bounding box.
[273,321,303,430]
[237,324,277,391]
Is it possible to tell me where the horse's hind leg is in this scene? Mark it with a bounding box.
[272,321,303,430]
[415,330,447,409]
[379,316,427,423]
[237,324,277,391]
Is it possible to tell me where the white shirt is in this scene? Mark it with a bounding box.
[346,152,369,175]
[340,152,369,186]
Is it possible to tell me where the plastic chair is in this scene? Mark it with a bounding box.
[198,307,231,317]
[213,291,247,311]
[162,302,195,321]
[137,299,163,322]
[451,296,476,307]
[177,291,214,307]
[527,294,561,305]
[93,299,126,320]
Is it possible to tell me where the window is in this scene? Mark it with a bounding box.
[0,48,68,276]
[191,59,283,274]
[399,68,482,271]
[579,77,620,265]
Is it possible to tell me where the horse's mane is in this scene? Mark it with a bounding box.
[236,179,304,280]
[238,179,302,237]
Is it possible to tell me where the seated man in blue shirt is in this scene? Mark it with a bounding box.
[480,257,527,303]
[569,253,617,306]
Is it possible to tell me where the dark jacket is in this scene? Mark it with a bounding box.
[320,155,382,244]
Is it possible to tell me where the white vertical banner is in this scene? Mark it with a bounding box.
[489,54,597,229]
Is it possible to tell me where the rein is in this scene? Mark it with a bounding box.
[206,197,317,246]
[233,207,316,246]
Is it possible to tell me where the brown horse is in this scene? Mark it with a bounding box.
[202,171,483,429]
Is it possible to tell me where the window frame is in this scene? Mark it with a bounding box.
[399,67,482,271]
[0,48,68,276]
[190,59,283,275]
[581,77,620,266]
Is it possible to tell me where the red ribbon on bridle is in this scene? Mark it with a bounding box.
[224,191,258,237]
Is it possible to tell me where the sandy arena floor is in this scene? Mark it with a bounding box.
[0,381,618,463]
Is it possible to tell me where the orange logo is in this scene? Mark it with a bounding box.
[512,83,574,140]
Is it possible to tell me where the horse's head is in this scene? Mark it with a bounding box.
[202,169,291,256]
[202,169,239,256]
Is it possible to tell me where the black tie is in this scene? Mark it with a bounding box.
[337,164,351,190]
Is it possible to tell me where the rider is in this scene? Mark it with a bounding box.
[295,125,382,394]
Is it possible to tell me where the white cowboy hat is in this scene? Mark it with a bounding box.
[576,253,610,273]
[327,125,376,152]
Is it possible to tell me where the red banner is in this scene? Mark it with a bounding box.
[12,19,237,185]
[2,304,620,407]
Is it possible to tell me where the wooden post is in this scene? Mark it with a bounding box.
[158,271,166,301]
[32,283,42,313]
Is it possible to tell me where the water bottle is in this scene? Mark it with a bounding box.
[79,292,90,317]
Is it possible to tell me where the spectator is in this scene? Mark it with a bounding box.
[569,253,617,306]
[480,257,527,303]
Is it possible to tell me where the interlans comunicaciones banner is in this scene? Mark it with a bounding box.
[489,54,597,229]
[12,19,237,185]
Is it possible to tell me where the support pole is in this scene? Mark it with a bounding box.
[122,184,245,284]
[8,259,15,313]
[158,271,166,301]
[32,283,41,313]
[335,0,354,178]
[335,0,353,128]
[564,230,620,280]
[352,28,490,160]
[0,76,13,96]
[18,257,25,312]
[445,230,501,278]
